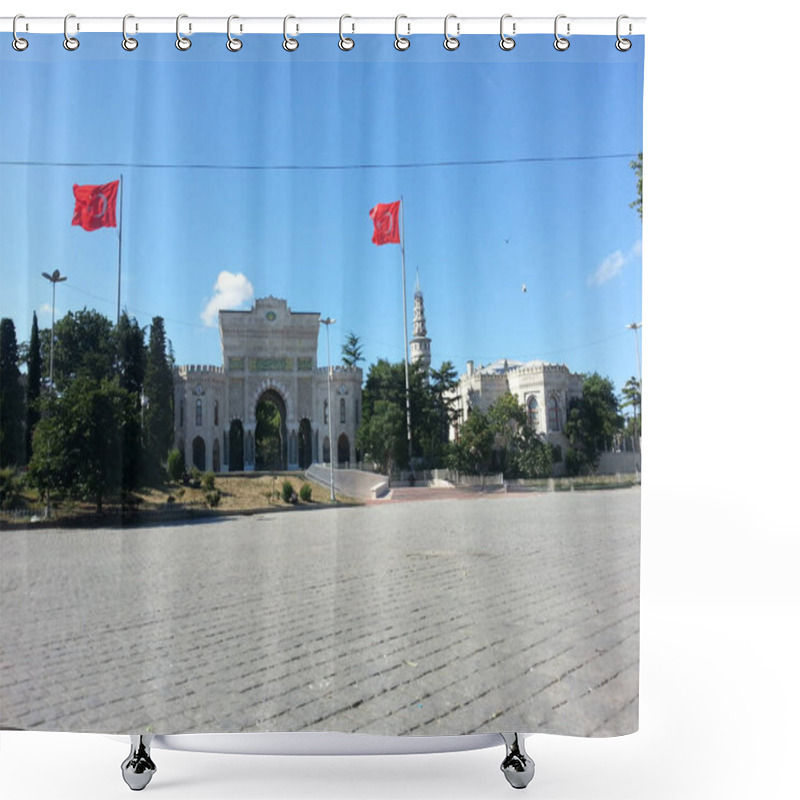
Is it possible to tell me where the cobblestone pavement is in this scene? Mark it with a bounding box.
[0,489,640,737]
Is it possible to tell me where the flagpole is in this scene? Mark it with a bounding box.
[116,173,123,325]
[399,195,414,474]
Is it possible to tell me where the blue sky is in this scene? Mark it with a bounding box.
[0,33,643,391]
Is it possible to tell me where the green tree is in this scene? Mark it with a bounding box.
[26,312,42,463]
[564,373,623,472]
[41,308,115,389]
[255,398,282,470]
[511,427,553,479]
[142,316,174,472]
[621,376,642,448]
[28,376,136,512]
[341,331,364,368]
[447,407,493,475]
[630,152,642,219]
[0,318,25,467]
[356,399,405,475]
[114,312,146,396]
[487,391,526,474]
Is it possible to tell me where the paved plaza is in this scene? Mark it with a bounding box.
[0,489,639,737]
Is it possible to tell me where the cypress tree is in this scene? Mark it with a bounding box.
[143,316,174,472]
[26,312,42,463]
[0,318,25,467]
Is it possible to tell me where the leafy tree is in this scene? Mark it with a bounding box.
[114,312,146,396]
[28,376,136,511]
[447,407,493,475]
[511,427,553,479]
[356,399,405,475]
[26,312,42,463]
[630,152,642,219]
[621,376,641,447]
[0,318,25,467]
[41,308,115,389]
[142,316,174,471]
[341,331,364,368]
[487,391,526,473]
[255,398,282,470]
[564,373,623,472]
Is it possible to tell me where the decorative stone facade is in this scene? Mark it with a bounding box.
[447,358,584,458]
[174,297,362,472]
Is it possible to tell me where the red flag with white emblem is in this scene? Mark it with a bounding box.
[72,181,119,231]
[369,200,401,245]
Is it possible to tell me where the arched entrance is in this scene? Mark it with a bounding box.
[256,389,287,471]
[229,419,244,471]
[298,418,312,469]
[323,436,330,464]
[192,436,206,471]
[337,433,350,467]
[212,439,220,472]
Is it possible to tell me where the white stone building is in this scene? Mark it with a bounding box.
[173,297,362,473]
[447,358,584,461]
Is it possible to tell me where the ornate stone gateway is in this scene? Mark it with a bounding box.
[173,297,362,473]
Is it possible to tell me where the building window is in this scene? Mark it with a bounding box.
[340,397,346,424]
[196,399,202,427]
[214,400,219,426]
[547,392,561,432]
[527,395,539,430]
[323,399,328,424]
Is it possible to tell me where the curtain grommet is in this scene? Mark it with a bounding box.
[175,14,191,51]
[122,15,138,51]
[283,15,299,52]
[554,14,570,51]
[499,14,516,51]
[394,15,410,51]
[444,14,460,51]
[12,15,28,51]
[63,13,79,51]
[339,15,355,51]
[227,15,243,52]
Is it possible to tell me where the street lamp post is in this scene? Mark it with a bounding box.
[626,322,642,453]
[320,317,336,502]
[41,269,67,519]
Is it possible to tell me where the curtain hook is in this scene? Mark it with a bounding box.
[122,14,138,51]
[63,13,79,51]
[227,15,243,51]
[443,14,460,51]
[176,14,191,50]
[394,15,410,51]
[553,14,570,51]
[283,15,299,51]
[12,14,28,51]
[616,15,632,51]
[339,14,354,51]
[499,14,515,51]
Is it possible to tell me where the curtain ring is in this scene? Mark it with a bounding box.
[338,14,355,51]
[283,15,299,51]
[63,13,79,51]
[227,15,243,51]
[176,14,191,50]
[443,14,460,51]
[394,15,410,50]
[122,14,138,51]
[12,15,28,51]
[553,14,570,51]
[616,15,632,51]
[499,14,515,51]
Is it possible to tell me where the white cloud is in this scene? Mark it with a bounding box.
[588,240,642,287]
[201,271,254,327]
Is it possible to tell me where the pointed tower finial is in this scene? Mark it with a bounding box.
[410,267,431,380]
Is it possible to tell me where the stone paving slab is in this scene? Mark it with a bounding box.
[1,488,640,737]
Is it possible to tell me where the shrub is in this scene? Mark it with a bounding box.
[205,489,221,507]
[0,467,24,510]
[299,483,313,502]
[281,480,296,503]
[201,471,215,491]
[166,449,185,482]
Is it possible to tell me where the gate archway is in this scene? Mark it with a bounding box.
[229,419,244,471]
[255,389,287,471]
[337,433,350,467]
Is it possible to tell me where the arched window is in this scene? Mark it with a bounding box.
[547,392,561,432]
[526,395,539,430]
[195,399,202,427]
[214,399,219,426]
[323,399,328,424]
[340,397,346,424]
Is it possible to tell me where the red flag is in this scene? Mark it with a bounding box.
[369,201,401,245]
[72,181,119,231]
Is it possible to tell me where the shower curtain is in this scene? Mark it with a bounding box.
[0,24,643,742]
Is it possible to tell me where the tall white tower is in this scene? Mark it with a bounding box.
[409,269,432,379]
